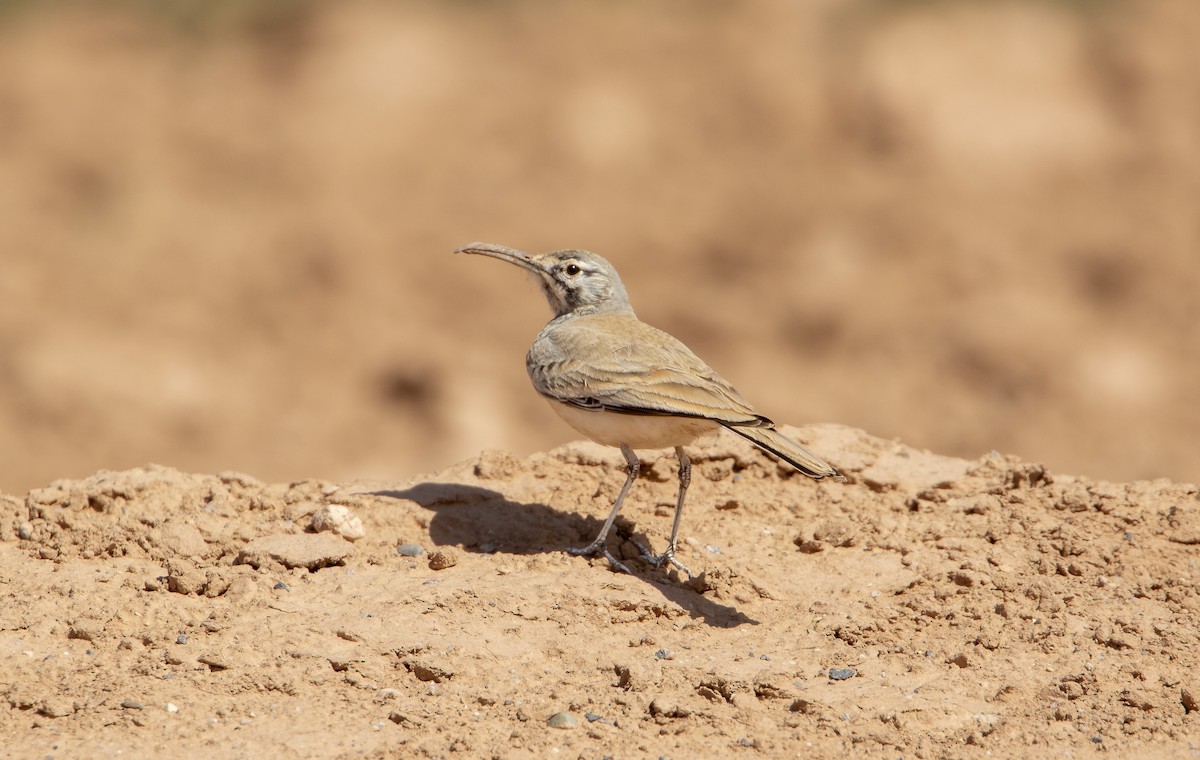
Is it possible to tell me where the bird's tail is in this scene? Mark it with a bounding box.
[722,423,842,480]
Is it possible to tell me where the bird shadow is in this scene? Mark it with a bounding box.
[372,482,756,628]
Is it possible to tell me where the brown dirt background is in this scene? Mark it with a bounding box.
[2,0,1200,757]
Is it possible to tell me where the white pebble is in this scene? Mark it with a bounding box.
[310,505,365,541]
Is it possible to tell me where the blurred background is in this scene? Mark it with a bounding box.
[1,0,1197,494]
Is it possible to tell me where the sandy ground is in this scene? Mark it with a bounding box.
[3,425,1200,758]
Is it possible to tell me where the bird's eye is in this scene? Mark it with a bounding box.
[564,264,581,277]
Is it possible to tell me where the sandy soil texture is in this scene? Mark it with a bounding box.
[3,425,1199,758]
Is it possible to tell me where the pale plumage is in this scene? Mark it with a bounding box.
[527,311,764,426]
[456,242,840,576]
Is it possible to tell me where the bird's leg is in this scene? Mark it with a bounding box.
[569,443,640,574]
[637,446,695,579]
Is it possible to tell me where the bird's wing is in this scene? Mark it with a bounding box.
[527,313,770,426]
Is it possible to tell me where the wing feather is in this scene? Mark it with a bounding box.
[527,312,767,425]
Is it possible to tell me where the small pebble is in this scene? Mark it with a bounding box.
[828,668,856,681]
[309,504,365,541]
[547,711,578,729]
[428,549,459,570]
[176,635,188,645]
[39,699,74,718]
[273,582,290,591]
[396,544,425,557]
[17,522,33,540]
[654,648,673,660]
[120,700,143,710]
[649,697,685,718]
[166,703,179,713]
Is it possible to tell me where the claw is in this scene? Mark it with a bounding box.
[567,542,633,575]
[633,540,694,580]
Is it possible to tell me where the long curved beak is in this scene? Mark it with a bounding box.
[454,242,543,274]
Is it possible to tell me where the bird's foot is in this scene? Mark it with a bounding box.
[634,540,694,580]
[567,541,633,575]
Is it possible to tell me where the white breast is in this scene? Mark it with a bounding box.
[546,400,720,450]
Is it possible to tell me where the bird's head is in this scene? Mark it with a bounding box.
[455,242,632,318]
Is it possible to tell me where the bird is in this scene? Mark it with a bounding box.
[455,242,841,577]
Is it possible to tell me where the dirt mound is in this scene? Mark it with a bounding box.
[3,426,1198,757]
